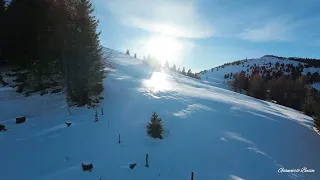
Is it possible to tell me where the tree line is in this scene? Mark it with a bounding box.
[125,49,137,58]
[164,60,200,80]
[200,55,320,75]
[223,62,320,84]
[125,49,201,80]
[0,0,106,107]
[229,71,320,130]
[263,55,320,68]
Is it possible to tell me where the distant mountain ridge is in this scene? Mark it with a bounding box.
[198,55,320,90]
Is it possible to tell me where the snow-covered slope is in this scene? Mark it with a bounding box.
[199,56,320,90]
[1,50,319,180]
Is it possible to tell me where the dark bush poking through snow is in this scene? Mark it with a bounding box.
[129,163,137,169]
[82,163,93,172]
[40,91,48,96]
[146,112,164,139]
[51,89,62,94]
[0,124,7,131]
[65,122,72,127]
[16,117,26,124]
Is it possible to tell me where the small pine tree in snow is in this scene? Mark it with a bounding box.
[187,69,192,76]
[126,49,130,56]
[146,112,164,139]
[171,64,177,72]
[181,67,186,75]
[164,60,169,69]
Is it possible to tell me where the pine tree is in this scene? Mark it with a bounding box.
[4,0,35,67]
[3,0,57,92]
[145,55,161,71]
[231,73,239,93]
[0,0,4,15]
[146,112,164,139]
[126,49,130,56]
[181,67,186,75]
[29,1,65,91]
[164,60,169,69]
[50,0,82,104]
[134,53,137,58]
[171,64,176,72]
[248,74,263,98]
[0,0,6,63]
[66,0,105,107]
[302,84,315,116]
[187,69,192,76]
[187,69,197,78]
[0,0,105,106]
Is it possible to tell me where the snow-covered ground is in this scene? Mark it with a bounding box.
[0,50,319,180]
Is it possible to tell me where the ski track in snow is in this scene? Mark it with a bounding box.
[173,104,215,118]
[0,48,319,180]
[229,174,245,180]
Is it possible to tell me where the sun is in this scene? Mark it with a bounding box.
[146,36,183,65]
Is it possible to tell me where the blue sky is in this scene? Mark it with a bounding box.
[93,0,320,72]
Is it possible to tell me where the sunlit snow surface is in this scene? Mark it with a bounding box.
[0,49,319,180]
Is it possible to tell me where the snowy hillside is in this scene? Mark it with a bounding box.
[199,55,320,90]
[0,50,320,180]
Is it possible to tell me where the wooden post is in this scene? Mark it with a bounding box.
[118,134,121,143]
[145,154,149,167]
[191,171,194,180]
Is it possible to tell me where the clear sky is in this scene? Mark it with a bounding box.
[93,0,320,72]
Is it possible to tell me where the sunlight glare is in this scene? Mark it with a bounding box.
[144,72,171,92]
[146,36,183,65]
